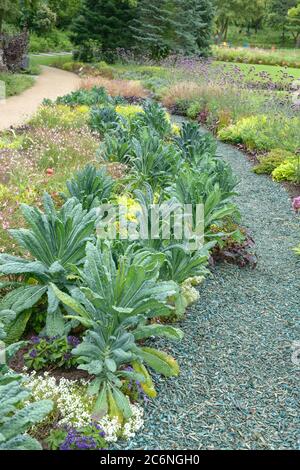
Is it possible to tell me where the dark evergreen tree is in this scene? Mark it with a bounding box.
[188,0,214,55]
[130,1,178,59]
[71,0,136,61]
[130,0,213,59]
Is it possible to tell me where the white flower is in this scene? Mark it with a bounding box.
[24,372,144,442]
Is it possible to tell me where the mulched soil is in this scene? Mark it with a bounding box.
[115,126,300,450]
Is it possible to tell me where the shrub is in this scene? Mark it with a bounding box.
[272,159,300,183]
[253,149,296,175]
[29,30,73,53]
[218,115,300,152]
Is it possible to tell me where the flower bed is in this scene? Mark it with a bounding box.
[0,86,253,450]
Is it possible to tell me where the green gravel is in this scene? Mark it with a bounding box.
[116,130,300,450]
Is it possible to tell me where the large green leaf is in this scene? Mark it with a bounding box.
[0,285,47,314]
[133,324,184,341]
[139,347,180,377]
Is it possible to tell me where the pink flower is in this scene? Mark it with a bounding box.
[292,196,300,212]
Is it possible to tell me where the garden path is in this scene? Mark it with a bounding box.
[0,66,80,131]
[118,133,300,450]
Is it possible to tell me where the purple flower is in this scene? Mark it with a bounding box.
[29,349,37,358]
[59,428,101,451]
[67,336,81,347]
[30,336,41,345]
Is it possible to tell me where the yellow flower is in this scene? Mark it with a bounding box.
[115,105,144,120]
[171,124,181,136]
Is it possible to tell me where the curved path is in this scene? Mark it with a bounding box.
[118,134,300,450]
[0,66,80,131]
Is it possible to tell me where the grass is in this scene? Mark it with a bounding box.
[28,53,73,74]
[0,73,35,97]
[213,61,300,83]
[80,76,149,98]
[213,45,300,70]
[226,25,296,49]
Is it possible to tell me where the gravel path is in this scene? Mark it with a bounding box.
[0,66,80,131]
[118,136,300,450]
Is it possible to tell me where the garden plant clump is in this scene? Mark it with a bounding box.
[0,84,248,450]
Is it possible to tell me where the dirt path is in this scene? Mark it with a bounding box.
[0,66,80,131]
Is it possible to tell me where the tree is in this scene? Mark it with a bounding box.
[130,1,177,59]
[0,0,19,33]
[287,3,300,45]
[189,0,214,54]
[131,0,213,58]
[267,0,297,42]
[48,0,82,29]
[72,0,137,60]
[214,0,267,41]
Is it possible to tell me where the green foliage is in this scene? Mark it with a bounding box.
[287,3,300,44]
[174,122,217,166]
[46,424,107,450]
[30,104,89,130]
[272,158,300,182]
[0,73,34,97]
[215,0,266,41]
[267,0,298,43]
[160,244,210,284]
[253,149,296,175]
[128,129,182,190]
[167,166,238,242]
[98,133,132,164]
[24,335,80,371]
[52,241,182,419]
[56,87,113,107]
[0,372,53,450]
[71,0,137,62]
[131,0,213,58]
[218,115,300,153]
[137,101,172,138]
[89,106,123,136]
[63,165,114,211]
[29,30,73,53]
[0,193,97,342]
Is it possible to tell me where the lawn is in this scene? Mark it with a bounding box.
[28,53,73,74]
[213,44,300,69]
[213,60,300,83]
